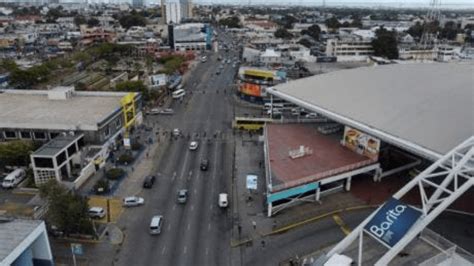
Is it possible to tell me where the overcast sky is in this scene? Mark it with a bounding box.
[190,0,473,9]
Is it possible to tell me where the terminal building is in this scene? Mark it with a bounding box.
[263,63,473,216]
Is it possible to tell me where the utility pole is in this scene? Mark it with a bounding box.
[417,0,441,61]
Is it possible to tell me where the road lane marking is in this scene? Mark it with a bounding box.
[206,247,209,255]
[194,189,197,195]
[187,224,191,231]
[191,205,194,211]
[210,204,214,210]
[173,205,176,211]
[208,223,211,231]
[183,246,187,254]
[162,247,166,254]
[168,224,171,231]
[332,214,351,236]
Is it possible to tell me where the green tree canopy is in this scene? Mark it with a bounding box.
[371,26,399,59]
[87,18,100,28]
[39,180,93,236]
[325,17,341,31]
[0,140,37,167]
[219,16,241,28]
[274,28,293,39]
[119,13,147,29]
[301,24,321,40]
[74,15,87,27]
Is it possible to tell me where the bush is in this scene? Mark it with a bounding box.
[131,142,142,151]
[118,153,134,164]
[106,168,125,180]
[94,179,110,194]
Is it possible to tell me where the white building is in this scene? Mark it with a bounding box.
[260,49,282,64]
[326,37,374,62]
[0,219,53,266]
[165,0,181,24]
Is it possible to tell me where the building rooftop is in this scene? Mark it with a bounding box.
[266,124,375,192]
[267,63,474,159]
[33,134,83,157]
[0,90,135,131]
[0,218,43,262]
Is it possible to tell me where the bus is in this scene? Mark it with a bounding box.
[172,89,186,99]
[232,117,273,131]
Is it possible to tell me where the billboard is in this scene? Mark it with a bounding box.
[246,175,258,190]
[343,126,381,160]
[364,197,421,247]
[243,69,274,79]
[267,182,319,204]
[239,83,262,97]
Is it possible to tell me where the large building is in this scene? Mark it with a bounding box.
[165,0,181,24]
[180,0,193,19]
[169,23,212,51]
[263,62,473,215]
[325,37,374,62]
[0,218,53,266]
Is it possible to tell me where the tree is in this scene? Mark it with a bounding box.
[281,15,297,29]
[39,180,94,236]
[301,24,321,40]
[298,38,312,48]
[350,16,363,28]
[87,18,100,28]
[219,16,241,28]
[325,17,341,31]
[119,14,147,29]
[0,140,37,167]
[440,21,460,40]
[274,28,293,39]
[74,15,87,27]
[371,27,399,59]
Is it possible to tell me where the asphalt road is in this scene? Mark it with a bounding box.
[116,30,237,266]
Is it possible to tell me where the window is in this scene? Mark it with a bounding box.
[104,126,110,138]
[34,132,47,140]
[115,119,122,129]
[50,132,60,139]
[20,131,31,139]
[34,157,54,168]
[4,131,17,139]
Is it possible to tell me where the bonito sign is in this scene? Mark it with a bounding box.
[364,197,421,247]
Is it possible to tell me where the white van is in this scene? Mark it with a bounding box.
[172,89,186,99]
[150,215,163,235]
[218,193,228,208]
[2,169,26,189]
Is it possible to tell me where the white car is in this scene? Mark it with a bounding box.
[173,128,181,136]
[123,196,145,207]
[146,108,160,115]
[305,113,319,119]
[89,207,106,219]
[189,141,199,150]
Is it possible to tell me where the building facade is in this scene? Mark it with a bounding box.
[326,37,374,62]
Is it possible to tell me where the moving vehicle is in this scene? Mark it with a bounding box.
[89,207,106,219]
[159,108,174,115]
[146,108,160,115]
[218,193,228,208]
[201,56,207,62]
[143,175,156,188]
[173,128,181,136]
[177,189,188,204]
[189,141,199,150]
[305,113,319,119]
[123,196,145,207]
[172,89,186,99]
[200,159,209,171]
[2,168,26,189]
[150,215,163,235]
[232,117,273,131]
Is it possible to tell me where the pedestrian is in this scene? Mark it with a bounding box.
[273,220,277,229]
[261,240,265,248]
[238,225,242,235]
[259,161,262,168]
[146,152,149,158]
[252,221,257,230]
[131,166,134,172]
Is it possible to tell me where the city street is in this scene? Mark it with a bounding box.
[115,29,237,266]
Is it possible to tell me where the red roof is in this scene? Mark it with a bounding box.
[266,124,376,192]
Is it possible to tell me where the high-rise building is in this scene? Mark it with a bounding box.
[165,0,181,24]
[132,0,144,8]
[180,0,193,20]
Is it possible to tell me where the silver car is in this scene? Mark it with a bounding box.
[123,196,145,207]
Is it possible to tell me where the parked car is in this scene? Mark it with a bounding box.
[159,108,174,115]
[146,108,160,115]
[89,207,106,219]
[143,175,156,188]
[123,196,145,207]
[177,189,188,204]
[2,168,26,189]
[305,113,319,119]
[200,159,209,171]
[189,141,199,150]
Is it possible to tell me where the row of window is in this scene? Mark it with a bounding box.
[2,130,53,140]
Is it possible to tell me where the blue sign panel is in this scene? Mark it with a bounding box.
[71,243,83,255]
[267,182,319,204]
[364,197,421,247]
